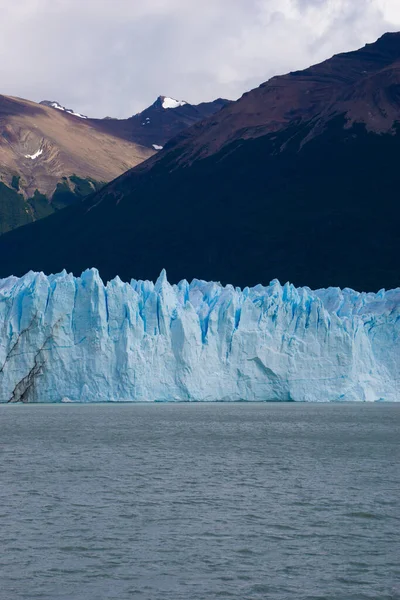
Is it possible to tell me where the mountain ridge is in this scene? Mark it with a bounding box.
[87,96,231,149]
[155,32,400,166]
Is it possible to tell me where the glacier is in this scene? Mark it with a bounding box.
[0,269,398,403]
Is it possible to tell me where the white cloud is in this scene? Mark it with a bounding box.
[0,0,399,118]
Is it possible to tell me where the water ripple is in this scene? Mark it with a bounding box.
[0,402,399,600]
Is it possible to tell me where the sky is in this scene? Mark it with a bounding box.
[1,0,400,119]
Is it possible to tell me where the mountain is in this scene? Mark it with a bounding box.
[0,94,154,233]
[1,269,398,403]
[0,33,399,291]
[86,96,231,149]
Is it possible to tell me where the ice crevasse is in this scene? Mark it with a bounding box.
[0,268,398,403]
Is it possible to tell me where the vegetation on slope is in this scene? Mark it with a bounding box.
[0,175,104,234]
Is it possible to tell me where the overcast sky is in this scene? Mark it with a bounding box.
[1,0,400,118]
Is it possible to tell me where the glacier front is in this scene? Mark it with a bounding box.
[0,269,398,403]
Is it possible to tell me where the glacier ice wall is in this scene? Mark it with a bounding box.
[0,269,398,403]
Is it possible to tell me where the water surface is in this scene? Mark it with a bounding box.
[1,403,399,600]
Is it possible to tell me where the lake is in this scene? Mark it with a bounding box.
[0,402,399,600]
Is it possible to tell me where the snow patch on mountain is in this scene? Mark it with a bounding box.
[0,269,398,404]
[162,97,187,109]
[25,148,43,160]
[41,101,88,119]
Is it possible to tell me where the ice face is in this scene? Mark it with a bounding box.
[0,269,398,403]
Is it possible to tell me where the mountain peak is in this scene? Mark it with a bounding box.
[366,30,400,57]
[157,96,188,109]
[374,30,400,43]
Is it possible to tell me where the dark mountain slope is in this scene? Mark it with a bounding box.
[0,34,399,291]
[0,117,398,291]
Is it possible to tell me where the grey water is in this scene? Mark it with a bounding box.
[0,403,399,600]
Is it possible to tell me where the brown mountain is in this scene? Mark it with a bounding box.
[0,94,153,198]
[0,33,399,292]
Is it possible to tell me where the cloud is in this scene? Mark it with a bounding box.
[0,0,399,118]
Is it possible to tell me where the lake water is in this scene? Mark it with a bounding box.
[0,403,399,600]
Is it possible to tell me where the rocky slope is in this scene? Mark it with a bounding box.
[0,33,399,291]
[0,95,155,197]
